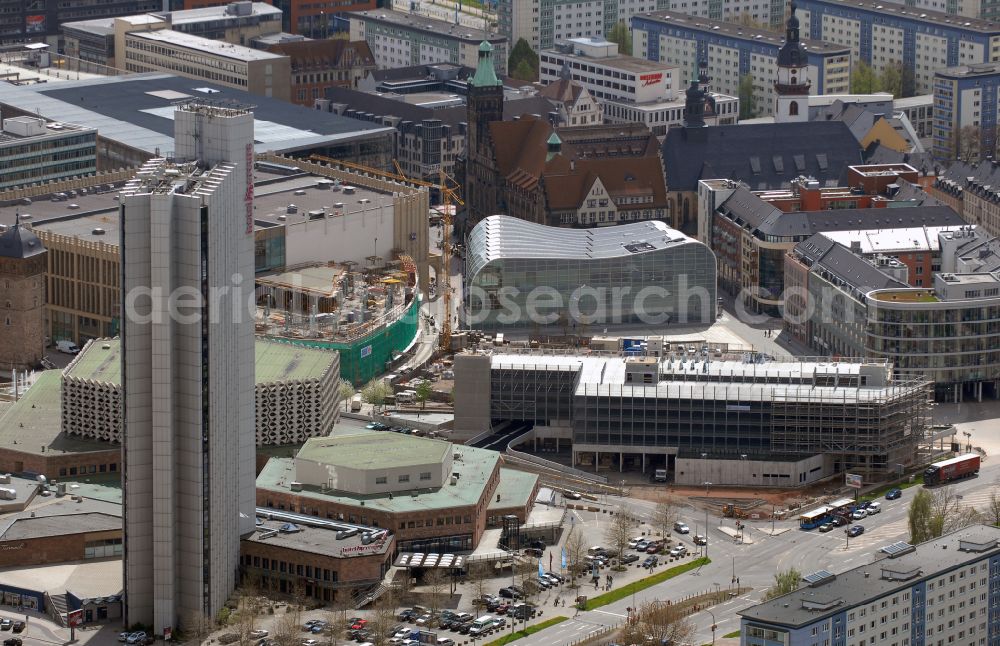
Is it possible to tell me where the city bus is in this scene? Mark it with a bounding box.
[828,498,856,515]
[799,506,833,530]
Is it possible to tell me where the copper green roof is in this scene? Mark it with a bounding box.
[471,40,501,87]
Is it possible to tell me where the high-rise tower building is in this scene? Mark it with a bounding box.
[121,103,256,634]
[0,216,47,371]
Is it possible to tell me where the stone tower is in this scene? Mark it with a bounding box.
[774,2,810,123]
[0,216,46,371]
[465,41,504,227]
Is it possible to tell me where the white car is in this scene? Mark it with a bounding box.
[302,640,320,646]
[250,630,269,639]
[851,508,867,520]
[628,537,643,548]
[866,502,881,514]
[673,522,690,534]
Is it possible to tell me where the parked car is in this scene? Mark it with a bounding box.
[351,620,368,630]
[4,639,22,646]
[668,545,687,558]
[635,539,650,551]
[673,522,690,534]
[642,555,658,568]
[851,509,867,520]
[10,625,23,636]
[693,534,708,545]
[0,623,10,633]
[621,553,640,564]
[126,632,148,645]
[847,525,865,538]
[564,491,582,500]
[645,542,662,554]
[119,633,130,643]
[831,515,849,527]
[628,537,643,548]
[302,640,320,646]
[866,502,882,514]
[818,523,834,533]
[523,547,543,557]
[498,587,519,599]
[885,488,903,500]
[250,630,270,639]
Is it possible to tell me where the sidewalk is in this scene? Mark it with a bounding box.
[716,526,754,544]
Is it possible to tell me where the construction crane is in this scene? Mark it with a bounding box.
[307,154,463,351]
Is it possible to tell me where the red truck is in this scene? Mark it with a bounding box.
[924,453,980,486]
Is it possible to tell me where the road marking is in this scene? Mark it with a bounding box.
[593,610,627,618]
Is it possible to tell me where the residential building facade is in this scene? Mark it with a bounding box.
[348,10,507,76]
[795,0,1000,95]
[933,63,1000,161]
[741,527,1000,646]
[931,159,1000,237]
[631,10,851,118]
[498,0,668,53]
[121,104,256,633]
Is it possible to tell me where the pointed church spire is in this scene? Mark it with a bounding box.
[471,41,501,88]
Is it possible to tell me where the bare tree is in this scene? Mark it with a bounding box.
[235,587,261,646]
[182,609,215,645]
[289,581,307,626]
[323,605,346,646]
[272,614,299,646]
[516,558,540,604]
[651,500,678,542]
[934,488,982,534]
[466,562,492,605]
[564,528,587,586]
[424,569,449,616]
[619,600,694,646]
[370,592,399,646]
[987,491,1000,527]
[605,505,636,571]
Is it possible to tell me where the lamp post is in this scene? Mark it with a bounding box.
[963,431,973,453]
[706,608,717,645]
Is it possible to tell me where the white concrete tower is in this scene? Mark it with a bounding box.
[774,2,810,123]
[121,102,256,636]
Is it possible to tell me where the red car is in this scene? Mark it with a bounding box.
[645,542,662,554]
[495,603,510,614]
[350,620,368,630]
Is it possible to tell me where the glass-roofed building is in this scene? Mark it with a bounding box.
[463,215,717,329]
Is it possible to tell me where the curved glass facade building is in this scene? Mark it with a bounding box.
[464,216,717,329]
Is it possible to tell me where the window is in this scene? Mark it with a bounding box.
[376,476,387,484]
[420,472,432,481]
[399,474,410,483]
[789,101,799,116]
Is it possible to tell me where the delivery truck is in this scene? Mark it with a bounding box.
[924,453,980,486]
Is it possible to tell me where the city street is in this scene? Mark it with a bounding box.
[513,449,1000,646]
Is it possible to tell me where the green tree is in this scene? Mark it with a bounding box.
[415,380,433,410]
[606,20,632,56]
[512,59,535,82]
[738,74,756,120]
[908,489,936,544]
[850,60,879,94]
[338,378,355,411]
[361,379,391,414]
[878,61,903,98]
[507,37,538,82]
[763,567,801,600]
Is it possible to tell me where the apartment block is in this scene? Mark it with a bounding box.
[795,0,1000,95]
[933,63,1000,161]
[348,10,508,76]
[0,117,97,192]
[0,0,160,45]
[121,28,291,101]
[631,11,851,118]
[498,0,668,52]
[740,526,1000,646]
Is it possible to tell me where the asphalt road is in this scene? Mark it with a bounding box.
[515,457,1000,646]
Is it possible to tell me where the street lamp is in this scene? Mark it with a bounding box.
[706,608,717,645]
[963,431,973,453]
